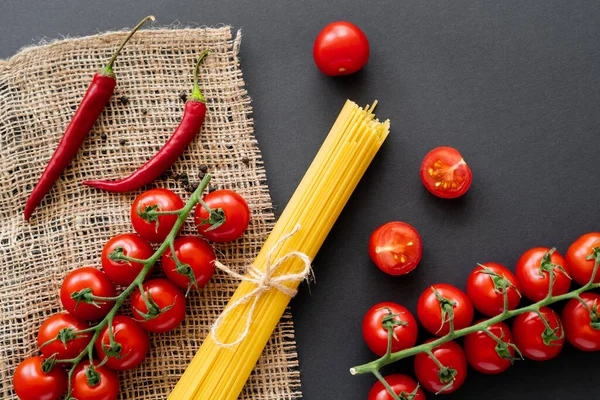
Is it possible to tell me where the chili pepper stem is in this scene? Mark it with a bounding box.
[190,50,210,102]
[101,15,156,77]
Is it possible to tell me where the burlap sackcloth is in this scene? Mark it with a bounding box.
[0,27,302,399]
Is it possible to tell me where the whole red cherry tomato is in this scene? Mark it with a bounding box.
[512,306,564,361]
[515,247,571,302]
[566,232,600,285]
[60,267,116,321]
[369,222,422,276]
[131,188,184,243]
[466,263,521,316]
[419,147,472,199]
[162,235,216,291]
[71,360,119,400]
[368,374,426,400]
[464,321,515,374]
[131,278,186,333]
[37,313,92,360]
[562,292,600,351]
[362,302,418,357]
[313,21,369,76]
[194,190,250,242]
[101,233,154,286]
[13,356,67,400]
[95,315,149,371]
[417,284,474,336]
[414,340,467,394]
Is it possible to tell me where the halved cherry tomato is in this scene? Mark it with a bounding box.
[414,340,467,394]
[417,284,474,336]
[101,233,154,286]
[362,302,418,357]
[13,356,67,400]
[131,188,184,243]
[60,267,116,321]
[512,306,564,361]
[466,263,521,316]
[464,321,515,374]
[566,232,600,285]
[71,360,119,400]
[313,21,369,76]
[515,247,571,302]
[95,315,149,371]
[194,189,250,242]
[562,292,600,351]
[369,222,422,276]
[162,235,216,291]
[131,278,186,333]
[419,147,472,199]
[37,313,92,361]
[368,374,425,400]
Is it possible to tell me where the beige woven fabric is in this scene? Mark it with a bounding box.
[0,27,301,399]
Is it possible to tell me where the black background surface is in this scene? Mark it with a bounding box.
[2,1,600,399]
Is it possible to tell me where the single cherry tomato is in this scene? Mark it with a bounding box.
[417,284,474,336]
[414,340,467,394]
[562,292,600,351]
[515,247,571,302]
[368,374,426,400]
[464,321,515,374]
[362,302,418,357]
[466,263,521,316]
[95,315,149,371]
[131,188,184,243]
[37,313,92,361]
[101,233,154,286]
[13,356,67,400]
[512,306,564,361]
[313,21,369,76]
[368,222,423,276]
[131,278,186,333]
[71,360,119,400]
[162,235,216,291]
[566,232,600,285]
[194,190,250,242]
[419,147,472,199]
[60,267,116,321]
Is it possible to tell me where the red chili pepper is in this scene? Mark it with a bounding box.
[24,16,155,220]
[83,50,210,193]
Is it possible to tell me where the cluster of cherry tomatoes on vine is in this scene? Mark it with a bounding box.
[13,184,250,400]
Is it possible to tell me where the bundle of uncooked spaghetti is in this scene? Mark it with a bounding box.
[170,100,390,399]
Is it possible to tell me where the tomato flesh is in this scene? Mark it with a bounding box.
[420,146,472,199]
[369,221,422,276]
[313,21,369,76]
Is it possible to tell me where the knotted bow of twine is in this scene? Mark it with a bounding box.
[210,224,313,347]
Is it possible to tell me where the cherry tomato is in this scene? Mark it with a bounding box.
[414,340,467,394]
[101,233,154,286]
[162,235,216,291]
[419,147,472,199]
[417,284,474,336]
[131,188,184,243]
[369,222,423,276]
[37,313,92,360]
[466,263,521,316]
[566,232,600,285]
[515,247,571,302]
[13,356,67,400]
[368,374,426,400]
[194,190,250,242]
[131,278,186,333]
[512,306,564,361]
[464,321,515,374]
[95,315,149,371]
[71,360,119,400]
[362,302,418,357]
[562,292,600,351]
[313,21,369,76]
[60,267,116,321]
